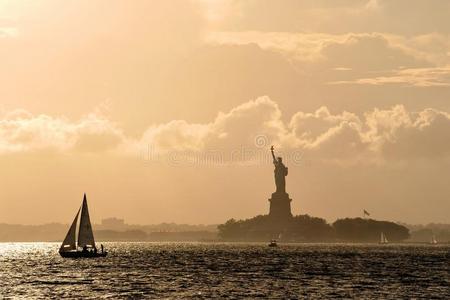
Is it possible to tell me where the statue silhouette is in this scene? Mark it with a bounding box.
[271,146,288,193]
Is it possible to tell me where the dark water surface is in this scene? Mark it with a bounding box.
[0,242,448,299]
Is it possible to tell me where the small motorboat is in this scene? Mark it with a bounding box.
[268,239,278,247]
[59,194,107,258]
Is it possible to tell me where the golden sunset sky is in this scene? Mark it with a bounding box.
[1,0,449,224]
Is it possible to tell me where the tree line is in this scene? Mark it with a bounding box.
[218,215,410,242]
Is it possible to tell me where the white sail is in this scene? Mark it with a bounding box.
[431,235,437,244]
[380,232,388,244]
[77,194,96,248]
[59,208,80,252]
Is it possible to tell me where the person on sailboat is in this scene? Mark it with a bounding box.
[101,244,104,254]
[82,245,88,253]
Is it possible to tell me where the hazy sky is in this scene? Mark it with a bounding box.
[1,0,449,225]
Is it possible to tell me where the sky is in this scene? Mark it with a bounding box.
[0,0,449,225]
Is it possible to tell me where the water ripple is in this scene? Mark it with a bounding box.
[0,242,448,299]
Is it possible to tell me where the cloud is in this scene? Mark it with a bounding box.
[208,97,286,149]
[207,0,450,35]
[0,111,125,154]
[138,97,450,164]
[287,107,369,161]
[2,97,449,164]
[289,104,450,162]
[366,106,450,159]
[206,31,436,68]
[141,120,210,152]
[206,31,349,62]
[207,31,450,87]
[138,96,287,162]
[330,66,450,87]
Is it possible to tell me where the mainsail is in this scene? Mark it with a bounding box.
[59,208,80,252]
[77,194,96,248]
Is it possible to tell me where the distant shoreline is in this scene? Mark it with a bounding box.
[0,220,449,243]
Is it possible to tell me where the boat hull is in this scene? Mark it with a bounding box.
[59,251,108,258]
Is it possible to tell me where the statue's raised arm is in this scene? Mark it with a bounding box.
[270,145,277,164]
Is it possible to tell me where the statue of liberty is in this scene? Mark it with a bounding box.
[270,146,288,193]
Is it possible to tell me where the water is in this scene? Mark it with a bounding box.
[0,243,448,299]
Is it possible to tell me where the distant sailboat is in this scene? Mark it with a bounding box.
[430,234,438,245]
[379,232,388,244]
[59,194,107,258]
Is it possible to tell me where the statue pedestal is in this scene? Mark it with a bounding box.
[268,192,292,220]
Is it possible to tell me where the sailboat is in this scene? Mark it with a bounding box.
[430,234,438,245]
[59,194,107,258]
[379,232,388,244]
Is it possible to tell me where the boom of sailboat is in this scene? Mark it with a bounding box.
[59,193,107,258]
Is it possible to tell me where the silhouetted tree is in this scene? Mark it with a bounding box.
[333,218,409,242]
[218,214,335,241]
[286,215,335,241]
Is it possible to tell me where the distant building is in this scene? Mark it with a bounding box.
[101,217,126,231]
